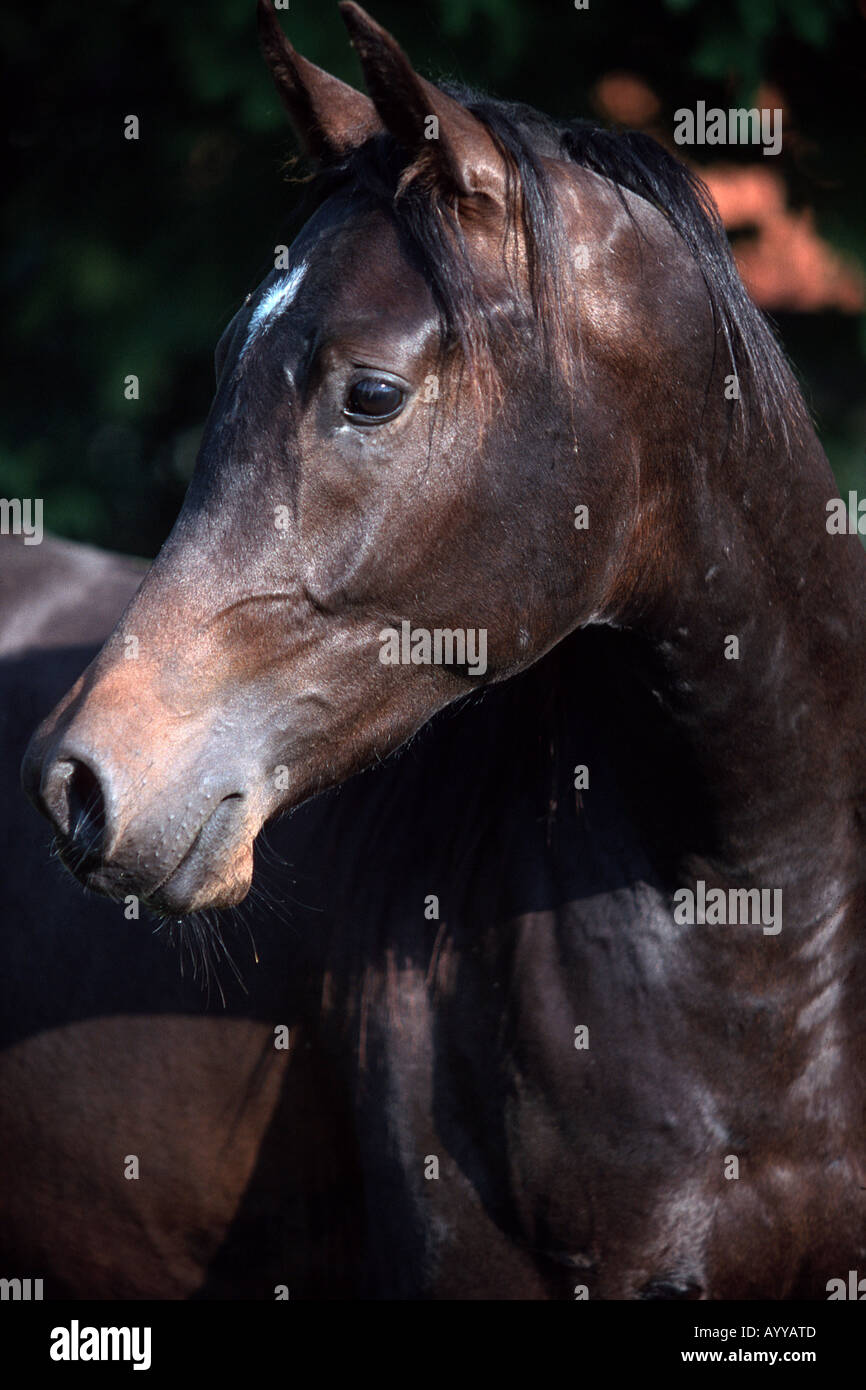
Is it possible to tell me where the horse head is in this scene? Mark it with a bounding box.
[21,2,773,915]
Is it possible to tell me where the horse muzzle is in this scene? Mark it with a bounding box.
[22,720,258,914]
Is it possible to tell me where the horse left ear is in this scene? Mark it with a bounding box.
[339,2,506,207]
[258,0,381,160]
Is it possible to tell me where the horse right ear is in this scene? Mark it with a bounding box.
[339,2,507,210]
[257,0,381,161]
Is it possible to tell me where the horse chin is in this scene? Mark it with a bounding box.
[64,834,255,916]
[146,840,255,915]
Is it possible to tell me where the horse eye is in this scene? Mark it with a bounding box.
[344,378,405,422]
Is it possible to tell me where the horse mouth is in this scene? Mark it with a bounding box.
[151,796,253,913]
[58,795,254,915]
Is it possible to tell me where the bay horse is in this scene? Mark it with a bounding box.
[12,0,866,1298]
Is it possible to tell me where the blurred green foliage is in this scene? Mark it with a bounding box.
[3,0,863,557]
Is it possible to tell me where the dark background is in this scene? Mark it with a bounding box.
[3,0,864,559]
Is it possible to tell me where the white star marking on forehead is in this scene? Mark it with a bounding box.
[241,260,308,357]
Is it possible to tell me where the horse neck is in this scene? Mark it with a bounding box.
[613,422,866,925]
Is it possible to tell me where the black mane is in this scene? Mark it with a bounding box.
[304,86,805,444]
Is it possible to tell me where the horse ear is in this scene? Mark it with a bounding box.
[257,0,380,160]
[339,2,505,205]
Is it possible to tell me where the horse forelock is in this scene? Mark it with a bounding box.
[293,85,808,449]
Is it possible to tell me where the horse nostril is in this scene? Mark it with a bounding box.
[42,757,107,869]
[68,762,106,847]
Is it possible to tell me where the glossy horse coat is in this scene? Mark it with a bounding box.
[12,2,866,1297]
